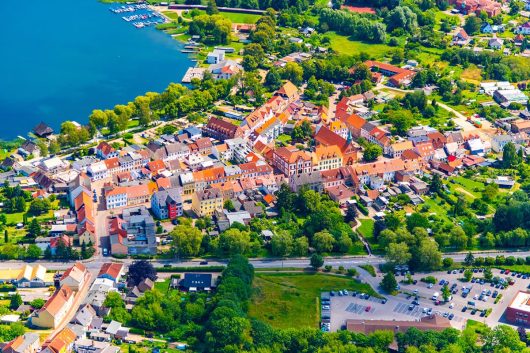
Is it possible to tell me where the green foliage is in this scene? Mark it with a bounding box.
[381,272,397,293]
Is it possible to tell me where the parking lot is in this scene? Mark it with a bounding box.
[326,267,530,332]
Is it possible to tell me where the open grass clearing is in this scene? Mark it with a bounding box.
[249,273,378,329]
[324,32,392,58]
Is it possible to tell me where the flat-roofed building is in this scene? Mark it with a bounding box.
[506,291,530,325]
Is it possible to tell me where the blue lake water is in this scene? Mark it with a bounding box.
[0,0,191,140]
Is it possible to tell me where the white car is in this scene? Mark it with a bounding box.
[449,303,454,309]
[428,283,434,288]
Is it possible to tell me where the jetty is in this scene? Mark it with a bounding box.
[182,67,206,83]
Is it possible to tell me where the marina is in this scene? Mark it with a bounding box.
[109,3,166,29]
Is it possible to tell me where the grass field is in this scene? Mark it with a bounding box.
[249,273,378,329]
[220,11,261,24]
[461,65,482,84]
[357,219,381,254]
[154,278,172,293]
[324,32,392,58]
[178,9,260,23]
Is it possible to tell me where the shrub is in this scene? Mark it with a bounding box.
[421,276,437,284]
[324,265,332,272]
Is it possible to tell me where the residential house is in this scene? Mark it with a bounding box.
[32,286,75,329]
[202,117,244,141]
[18,141,39,158]
[192,188,223,217]
[60,262,88,291]
[518,22,530,35]
[109,206,156,256]
[33,122,54,138]
[15,264,49,288]
[272,146,312,176]
[178,273,213,292]
[2,333,40,353]
[489,37,503,49]
[206,49,225,64]
[41,328,76,353]
[452,28,470,46]
[364,60,417,87]
[312,145,343,171]
[354,159,405,185]
[96,142,118,160]
[208,60,243,80]
[389,141,413,158]
[97,263,124,283]
[151,187,183,220]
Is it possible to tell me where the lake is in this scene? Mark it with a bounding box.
[0,0,191,140]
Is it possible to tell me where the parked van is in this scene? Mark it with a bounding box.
[432,292,439,300]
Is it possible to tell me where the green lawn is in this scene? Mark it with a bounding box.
[154,278,172,293]
[220,11,261,24]
[250,273,378,329]
[162,11,180,20]
[357,219,381,254]
[324,32,392,58]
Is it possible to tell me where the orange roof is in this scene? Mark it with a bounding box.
[98,263,123,280]
[105,186,127,197]
[147,160,166,173]
[391,141,413,152]
[277,81,298,99]
[46,327,76,353]
[274,146,312,164]
[156,177,171,190]
[126,184,151,199]
[40,285,73,316]
[354,158,405,176]
[345,114,366,130]
[104,157,119,169]
[314,145,343,162]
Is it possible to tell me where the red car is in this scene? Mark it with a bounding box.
[365,306,371,312]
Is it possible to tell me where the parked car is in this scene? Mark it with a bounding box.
[365,306,371,312]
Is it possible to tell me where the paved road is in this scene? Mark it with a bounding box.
[2,249,530,272]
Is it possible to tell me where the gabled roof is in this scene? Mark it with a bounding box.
[98,263,123,280]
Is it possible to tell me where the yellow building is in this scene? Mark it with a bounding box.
[192,187,223,217]
[312,145,343,171]
[32,286,74,329]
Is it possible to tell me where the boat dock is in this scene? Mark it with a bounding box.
[109,3,166,29]
[182,67,206,83]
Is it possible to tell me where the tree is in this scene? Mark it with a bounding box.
[464,252,475,266]
[49,140,60,155]
[406,213,429,232]
[503,142,521,169]
[443,257,454,268]
[206,0,219,14]
[464,15,482,35]
[313,231,335,253]
[441,284,451,302]
[127,260,157,287]
[292,236,308,256]
[265,68,282,90]
[415,239,442,270]
[484,267,493,281]
[270,231,293,257]
[310,253,324,270]
[10,293,22,310]
[344,202,357,223]
[3,230,7,244]
[223,200,235,212]
[218,228,251,255]
[336,234,353,253]
[281,62,303,85]
[363,143,382,162]
[25,244,42,259]
[464,269,473,282]
[171,225,204,257]
[104,291,125,309]
[30,298,45,309]
[430,174,443,193]
[386,242,411,266]
[381,272,397,293]
[28,218,41,237]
